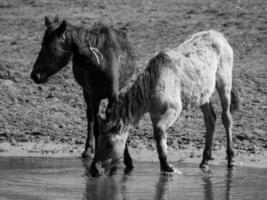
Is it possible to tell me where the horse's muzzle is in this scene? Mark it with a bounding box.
[90,159,115,177]
[31,72,48,84]
[90,161,106,177]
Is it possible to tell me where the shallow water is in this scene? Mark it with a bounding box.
[0,157,266,200]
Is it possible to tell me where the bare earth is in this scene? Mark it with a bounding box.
[0,0,266,168]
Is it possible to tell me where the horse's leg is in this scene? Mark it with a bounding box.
[93,99,100,150]
[82,90,95,158]
[199,102,216,169]
[124,143,133,173]
[151,107,181,174]
[217,83,235,168]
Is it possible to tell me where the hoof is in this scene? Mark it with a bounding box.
[209,157,215,161]
[161,165,182,175]
[227,160,236,168]
[124,165,134,174]
[200,162,213,173]
[82,150,94,158]
[90,165,101,177]
[109,167,117,176]
[199,161,209,170]
[172,167,182,175]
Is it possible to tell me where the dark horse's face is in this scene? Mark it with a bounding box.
[31,16,72,83]
[90,104,131,176]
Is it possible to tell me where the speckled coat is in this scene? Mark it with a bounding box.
[150,30,233,121]
[92,30,239,176]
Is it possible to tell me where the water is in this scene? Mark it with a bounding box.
[0,157,266,200]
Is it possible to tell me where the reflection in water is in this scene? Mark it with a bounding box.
[84,175,120,200]
[0,157,266,200]
[203,175,214,200]
[154,175,172,200]
[83,158,121,200]
[82,162,236,200]
[202,169,234,200]
[225,169,234,200]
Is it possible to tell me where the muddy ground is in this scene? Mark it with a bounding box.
[0,0,266,167]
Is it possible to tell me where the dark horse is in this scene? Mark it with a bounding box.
[30,16,136,167]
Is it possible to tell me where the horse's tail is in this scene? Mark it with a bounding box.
[230,86,239,113]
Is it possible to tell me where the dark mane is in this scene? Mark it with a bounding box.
[66,22,134,59]
[114,52,172,123]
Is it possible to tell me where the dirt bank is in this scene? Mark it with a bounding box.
[0,0,266,167]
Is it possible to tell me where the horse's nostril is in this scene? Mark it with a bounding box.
[35,73,42,80]
[31,72,39,82]
[31,72,47,84]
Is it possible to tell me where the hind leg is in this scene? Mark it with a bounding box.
[217,84,235,168]
[200,102,216,169]
[151,105,182,174]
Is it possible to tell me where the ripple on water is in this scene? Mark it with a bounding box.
[0,168,84,200]
[0,157,266,200]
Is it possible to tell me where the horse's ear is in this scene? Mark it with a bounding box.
[98,99,109,121]
[54,15,59,23]
[56,20,67,36]
[44,16,52,27]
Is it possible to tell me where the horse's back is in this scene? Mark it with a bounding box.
[153,30,233,109]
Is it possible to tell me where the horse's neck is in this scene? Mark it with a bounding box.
[118,72,152,124]
[66,25,92,57]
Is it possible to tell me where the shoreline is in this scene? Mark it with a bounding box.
[1,142,266,169]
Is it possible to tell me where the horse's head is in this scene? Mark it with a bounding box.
[90,100,131,177]
[31,16,72,83]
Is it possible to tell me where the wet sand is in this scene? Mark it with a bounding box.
[0,142,266,169]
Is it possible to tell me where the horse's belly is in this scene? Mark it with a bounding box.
[181,84,215,109]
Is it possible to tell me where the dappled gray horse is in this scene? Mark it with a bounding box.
[30,16,136,165]
[91,30,239,176]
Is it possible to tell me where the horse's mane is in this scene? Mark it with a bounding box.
[67,22,134,58]
[114,52,172,124]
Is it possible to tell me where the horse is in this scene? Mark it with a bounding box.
[90,30,239,176]
[30,16,136,166]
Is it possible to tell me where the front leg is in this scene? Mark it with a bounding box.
[151,107,182,175]
[153,125,175,173]
[82,91,95,158]
[124,143,134,173]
